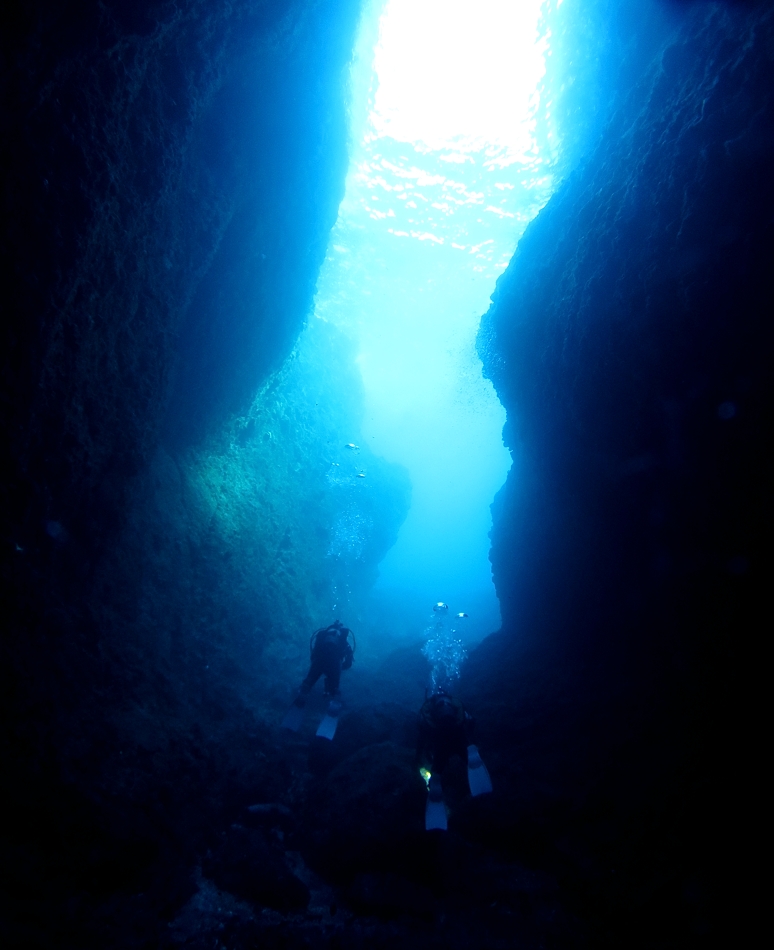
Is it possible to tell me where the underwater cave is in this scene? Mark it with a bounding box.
[1,0,771,947]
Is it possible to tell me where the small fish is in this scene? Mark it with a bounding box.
[345,443,359,449]
[356,473,366,478]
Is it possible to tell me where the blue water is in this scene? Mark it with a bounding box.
[304,0,557,662]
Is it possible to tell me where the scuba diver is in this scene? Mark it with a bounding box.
[281,620,355,738]
[417,690,492,830]
[301,619,354,698]
[418,690,470,775]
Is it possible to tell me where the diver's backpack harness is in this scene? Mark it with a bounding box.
[310,625,356,659]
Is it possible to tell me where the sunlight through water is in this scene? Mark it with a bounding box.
[314,0,554,644]
[372,0,548,158]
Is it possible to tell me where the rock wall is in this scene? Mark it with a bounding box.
[470,2,772,942]
[1,1,396,944]
[2,0,360,557]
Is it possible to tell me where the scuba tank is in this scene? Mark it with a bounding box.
[310,623,356,657]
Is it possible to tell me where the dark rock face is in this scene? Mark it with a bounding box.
[203,825,310,911]
[472,2,773,943]
[1,1,368,946]
[2,0,358,554]
[302,742,427,883]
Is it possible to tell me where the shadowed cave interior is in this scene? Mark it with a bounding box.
[1,1,771,947]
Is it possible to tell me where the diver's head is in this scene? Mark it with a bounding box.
[430,690,455,719]
[331,620,350,640]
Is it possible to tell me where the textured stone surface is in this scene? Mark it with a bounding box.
[471,2,773,943]
[203,824,310,911]
[1,2,371,946]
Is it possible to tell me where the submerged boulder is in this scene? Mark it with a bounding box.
[301,742,426,883]
[203,825,309,912]
[347,872,436,921]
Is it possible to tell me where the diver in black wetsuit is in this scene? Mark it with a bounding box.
[417,690,492,829]
[297,620,354,701]
[417,690,473,776]
[281,621,355,734]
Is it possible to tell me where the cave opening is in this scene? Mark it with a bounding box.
[302,0,554,662]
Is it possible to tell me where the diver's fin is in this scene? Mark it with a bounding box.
[425,775,447,831]
[315,699,342,740]
[281,698,305,732]
[467,744,493,796]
